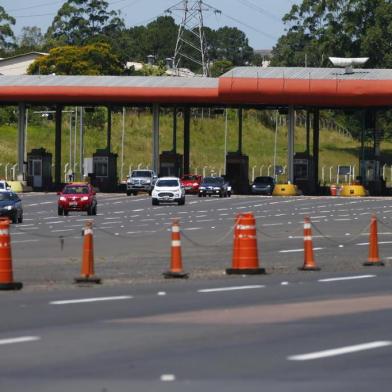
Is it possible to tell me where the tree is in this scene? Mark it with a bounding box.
[27,43,124,75]
[46,0,124,47]
[272,0,392,68]
[0,6,16,53]
[210,60,233,77]
[208,27,253,66]
[18,26,45,51]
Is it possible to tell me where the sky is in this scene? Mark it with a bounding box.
[1,0,296,49]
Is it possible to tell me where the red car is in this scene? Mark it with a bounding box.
[58,182,97,216]
[180,174,203,194]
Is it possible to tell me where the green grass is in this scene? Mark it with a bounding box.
[1,108,389,184]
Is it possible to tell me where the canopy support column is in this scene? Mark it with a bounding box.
[55,105,62,185]
[183,107,190,175]
[107,107,112,152]
[152,104,160,174]
[287,106,295,183]
[17,103,26,180]
[313,109,320,191]
[172,107,177,153]
[238,108,243,154]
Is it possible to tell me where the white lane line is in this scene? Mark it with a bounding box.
[183,227,201,231]
[288,341,392,361]
[50,295,133,305]
[279,247,323,253]
[198,285,265,293]
[318,275,376,282]
[11,239,40,244]
[262,223,283,226]
[161,374,176,382]
[0,336,41,346]
[356,241,392,246]
[51,229,74,233]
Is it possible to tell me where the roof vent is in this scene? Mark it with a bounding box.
[329,57,369,74]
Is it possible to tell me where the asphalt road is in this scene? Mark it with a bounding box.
[8,192,392,289]
[1,192,392,391]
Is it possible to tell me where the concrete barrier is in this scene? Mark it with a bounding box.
[7,181,33,193]
[272,183,299,196]
[340,184,367,197]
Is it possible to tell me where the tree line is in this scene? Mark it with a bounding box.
[0,0,262,76]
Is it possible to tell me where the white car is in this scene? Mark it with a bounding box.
[152,177,185,205]
[0,180,11,192]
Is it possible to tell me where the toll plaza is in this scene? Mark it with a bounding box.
[1,63,392,193]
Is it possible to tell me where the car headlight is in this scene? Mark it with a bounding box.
[213,187,220,190]
[199,186,205,190]
[5,205,13,210]
[59,196,66,201]
[81,196,89,201]
[252,184,256,187]
[193,182,198,186]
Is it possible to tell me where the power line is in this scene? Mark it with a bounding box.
[236,0,281,22]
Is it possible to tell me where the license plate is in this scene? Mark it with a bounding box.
[70,202,77,206]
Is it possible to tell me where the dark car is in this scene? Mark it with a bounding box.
[198,176,229,197]
[251,176,275,195]
[58,182,97,216]
[0,191,23,223]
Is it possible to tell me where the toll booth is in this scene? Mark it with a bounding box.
[293,152,315,194]
[225,152,249,194]
[27,148,52,190]
[91,149,118,192]
[360,159,384,195]
[159,151,183,177]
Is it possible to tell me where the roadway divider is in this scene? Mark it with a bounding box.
[299,216,320,271]
[163,219,188,279]
[364,215,384,267]
[226,212,266,275]
[74,221,101,284]
[0,218,23,290]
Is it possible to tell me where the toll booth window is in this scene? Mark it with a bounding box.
[94,157,108,177]
[294,164,308,179]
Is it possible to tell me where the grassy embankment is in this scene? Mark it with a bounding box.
[1,109,391,184]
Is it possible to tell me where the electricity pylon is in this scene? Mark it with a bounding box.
[166,0,220,76]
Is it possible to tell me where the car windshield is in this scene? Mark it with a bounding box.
[203,177,223,185]
[156,179,179,187]
[132,171,152,178]
[0,183,4,189]
[254,177,274,184]
[182,175,198,181]
[0,192,13,201]
[63,186,89,194]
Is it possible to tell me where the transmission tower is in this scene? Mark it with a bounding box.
[166,1,220,77]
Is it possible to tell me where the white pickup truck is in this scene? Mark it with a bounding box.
[126,170,157,196]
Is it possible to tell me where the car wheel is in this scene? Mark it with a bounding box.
[11,213,17,224]
[198,193,202,197]
[152,198,159,206]
[178,197,185,206]
[132,191,138,196]
[219,191,223,198]
[93,205,97,215]
[87,206,93,216]
[126,191,131,196]
[64,210,69,216]
[148,190,152,196]
[58,207,63,216]
[228,192,231,198]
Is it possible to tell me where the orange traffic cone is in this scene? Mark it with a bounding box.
[75,221,101,284]
[299,216,320,271]
[163,219,188,278]
[226,212,266,274]
[0,218,22,290]
[364,215,384,266]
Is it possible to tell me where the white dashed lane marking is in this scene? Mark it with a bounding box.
[50,296,133,305]
[0,336,41,346]
[287,341,392,361]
